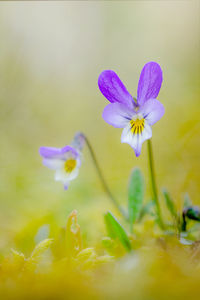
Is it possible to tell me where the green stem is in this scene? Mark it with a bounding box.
[147,139,164,229]
[83,135,127,220]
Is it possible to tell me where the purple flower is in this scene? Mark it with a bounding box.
[39,133,85,190]
[98,62,164,157]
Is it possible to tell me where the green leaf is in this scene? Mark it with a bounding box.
[162,189,177,218]
[128,168,144,229]
[11,248,25,260]
[104,211,131,252]
[30,238,53,262]
[76,248,96,261]
[138,200,155,221]
[11,249,26,270]
[11,249,25,265]
[184,193,192,208]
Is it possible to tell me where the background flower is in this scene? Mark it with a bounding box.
[39,141,82,190]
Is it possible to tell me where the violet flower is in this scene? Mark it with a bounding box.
[39,133,85,190]
[98,62,165,157]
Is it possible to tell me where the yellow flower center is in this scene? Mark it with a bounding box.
[64,159,77,173]
[130,118,145,134]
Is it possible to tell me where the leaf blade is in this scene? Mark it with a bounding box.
[184,193,192,208]
[30,238,53,262]
[128,168,144,229]
[163,189,177,218]
[104,211,131,252]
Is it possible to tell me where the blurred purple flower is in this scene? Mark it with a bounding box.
[98,62,165,157]
[39,133,85,190]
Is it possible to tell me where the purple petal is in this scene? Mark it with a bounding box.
[102,103,133,128]
[121,122,152,157]
[64,183,69,190]
[39,147,62,158]
[61,145,79,158]
[138,99,165,126]
[98,70,135,108]
[137,62,163,106]
[39,145,78,159]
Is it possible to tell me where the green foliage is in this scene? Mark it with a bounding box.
[3,207,200,299]
[12,239,53,264]
[138,200,155,221]
[104,211,131,252]
[102,237,116,255]
[184,193,192,208]
[128,168,144,230]
[29,238,53,263]
[75,248,113,269]
[76,247,97,261]
[11,249,26,270]
[163,189,177,218]
[11,249,25,261]
[11,239,53,273]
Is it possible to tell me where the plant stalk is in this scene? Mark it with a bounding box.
[147,139,164,229]
[83,135,127,220]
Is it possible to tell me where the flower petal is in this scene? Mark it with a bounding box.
[64,182,70,190]
[61,145,78,158]
[43,158,64,170]
[68,167,80,180]
[121,122,152,157]
[55,167,79,183]
[137,62,163,106]
[98,70,135,108]
[102,103,133,128]
[138,99,165,126]
[39,145,77,159]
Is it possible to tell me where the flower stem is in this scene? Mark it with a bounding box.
[83,135,127,220]
[147,139,164,229]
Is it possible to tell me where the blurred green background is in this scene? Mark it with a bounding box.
[0,1,199,253]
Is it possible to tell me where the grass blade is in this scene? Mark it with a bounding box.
[162,189,177,218]
[104,211,131,252]
[138,200,155,221]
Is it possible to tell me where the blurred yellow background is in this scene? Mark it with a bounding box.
[0,1,199,253]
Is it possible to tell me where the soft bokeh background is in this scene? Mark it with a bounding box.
[0,1,199,254]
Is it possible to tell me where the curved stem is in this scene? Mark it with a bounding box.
[147,139,164,229]
[83,135,127,220]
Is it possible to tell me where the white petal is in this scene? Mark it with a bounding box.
[54,164,80,182]
[43,158,64,170]
[54,169,65,181]
[141,122,152,143]
[76,157,82,168]
[121,121,152,156]
[68,167,79,180]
